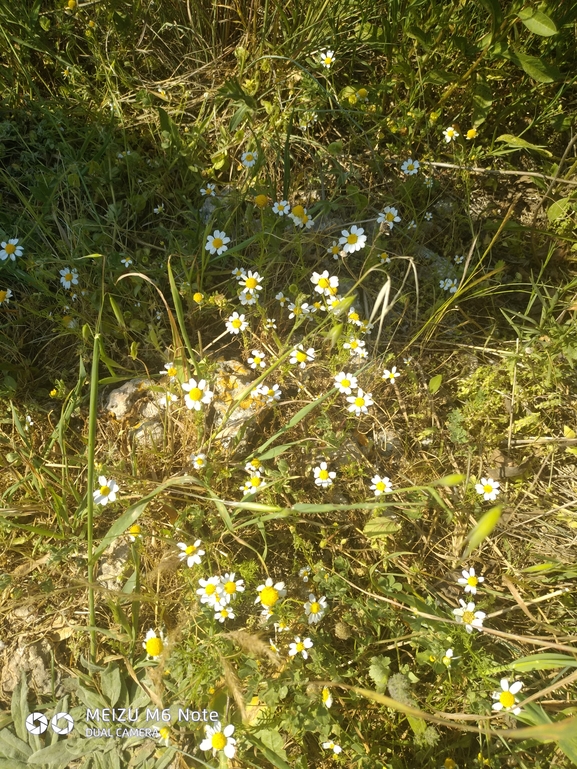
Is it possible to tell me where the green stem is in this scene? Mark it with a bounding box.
[86,332,100,663]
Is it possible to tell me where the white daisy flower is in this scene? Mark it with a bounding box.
[231,266,247,280]
[264,318,277,330]
[458,567,485,595]
[226,311,249,335]
[238,270,263,293]
[370,475,393,496]
[93,476,118,506]
[408,219,417,230]
[347,307,363,327]
[197,576,223,607]
[199,722,236,758]
[377,206,401,230]
[346,388,374,416]
[290,207,314,229]
[200,183,216,196]
[153,204,164,214]
[0,238,23,261]
[276,291,288,306]
[492,679,523,715]
[343,338,366,357]
[313,462,335,488]
[142,629,165,659]
[219,572,245,603]
[322,687,333,708]
[288,301,313,319]
[304,593,328,624]
[401,158,420,175]
[238,289,257,306]
[453,599,486,633]
[241,151,257,168]
[59,268,79,289]
[299,566,311,582]
[339,225,367,254]
[245,458,262,473]
[255,578,286,611]
[191,453,206,470]
[0,288,13,305]
[443,126,459,142]
[205,230,230,255]
[442,648,454,667]
[120,256,133,267]
[327,241,342,259]
[320,50,335,68]
[454,254,465,264]
[475,477,500,501]
[334,372,358,395]
[288,636,313,659]
[177,540,205,567]
[322,741,342,754]
[274,621,290,633]
[214,605,235,623]
[273,200,291,216]
[256,383,282,403]
[424,212,433,221]
[311,270,339,297]
[248,350,266,369]
[182,378,213,410]
[160,361,178,380]
[290,345,315,368]
[241,471,266,495]
[382,366,400,384]
[355,87,369,102]
[159,392,178,408]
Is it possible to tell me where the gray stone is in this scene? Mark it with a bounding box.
[211,360,263,451]
[1,639,61,696]
[96,541,130,592]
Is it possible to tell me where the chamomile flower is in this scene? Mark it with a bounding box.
[269,639,279,653]
[241,472,266,494]
[182,378,213,410]
[143,629,165,658]
[200,183,216,196]
[245,458,262,473]
[347,307,363,326]
[327,241,342,259]
[273,200,291,216]
[443,126,459,143]
[159,392,178,408]
[59,268,79,289]
[311,270,339,296]
[255,578,286,612]
[401,158,420,175]
[346,388,374,416]
[256,383,282,403]
[424,212,433,221]
[264,318,277,330]
[339,225,367,254]
[323,741,342,754]
[93,476,118,506]
[197,576,223,607]
[219,573,245,603]
[377,206,401,229]
[466,128,478,140]
[177,540,205,567]
[0,288,13,305]
[161,361,178,380]
[343,338,366,358]
[475,477,500,501]
[290,345,315,369]
[290,206,314,228]
[158,726,171,746]
[248,350,266,369]
[288,636,313,659]
[313,462,335,488]
[199,722,236,758]
[299,566,311,582]
[356,87,369,102]
[370,475,393,496]
[191,453,207,470]
[153,204,164,214]
[238,289,257,306]
[320,50,335,68]
[241,151,257,168]
[453,599,485,633]
[454,254,465,264]
[408,219,417,230]
[274,621,290,633]
[458,568,485,595]
[492,679,523,715]
[205,230,230,255]
[0,238,23,261]
[226,312,248,334]
[288,301,314,319]
[334,372,358,394]
[214,605,235,623]
[442,649,454,667]
[276,291,288,307]
[423,176,434,188]
[382,366,400,384]
[120,256,133,267]
[128,524,142,542]
[304,594,328,624]
[232,266,246,280]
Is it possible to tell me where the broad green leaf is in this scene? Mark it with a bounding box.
[0,728,32,761]
[428,374,443,394]
[512,52,561,83]
[508,653,577,672]
[100,663,122,707]
[254,729,288,761]
[363,517,401,538]
[496,133,552,156]
[463,505,502,557]
[10,672,28,742]
[548,197,572,222]
[28,741,76,764]
[246,735,292,769]
[368,656,391,692]
[518,9,558,36]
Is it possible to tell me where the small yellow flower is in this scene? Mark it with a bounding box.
[254,194,268,209]
[466,128,478,140]
[193,291,204,304]
[67,0,76,9]
[49,388,58,398]
[88,19,96,28]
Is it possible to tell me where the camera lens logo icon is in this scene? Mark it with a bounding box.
[25,713,48,735]
[51,713,75,735]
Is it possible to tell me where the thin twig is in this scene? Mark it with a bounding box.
[420,161,577,188]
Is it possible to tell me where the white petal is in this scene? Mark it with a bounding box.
[500,678,510,691]
[509,681,523,695]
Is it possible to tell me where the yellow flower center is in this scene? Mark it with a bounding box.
[146,637,163,656]
[253,356,262,365]
[205,583,216,595]
[358,88,368,98]
[220,609,229,618]
[100,485,110,496]
[319,470,329,480]
[129,525,141,536]
[354,397,365,407]
[244,277,258,290]
[159,727,169,739]
[467,576,478,587]
[347,233,358,245]
[167,365,177,377]
[193,292,204,303]
[245,154,253,162]
[349,312,359,321]
[376,481,385,491]
[224,581,236,594]
[188,387,202,401]
[250,476,262,487]
[0,291,7,302]
[483,484,493,493]
[341,378,350,388]
[386,212,395,221]
[64,272,72,281]
[499,691,515,709]
[185,545,197,555]
[462,610,475,624]
[310,602,320,614]
[318,277,330,289]
[211,732,227,750]
[407,163,414,170]
[350,340,358,349]
[232,318,242,328]
[255,194,267,208]
[259,586,279,607]
[292,205,305,219]
[467,129,477,139]
[212,237,223,249]
[331,246,339,253]
[250,459,261,468]
[322,689,330,702]
[296,642,304,652]
[296,351,307,362]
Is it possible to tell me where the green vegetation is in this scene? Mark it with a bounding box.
[1,0,577,767]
